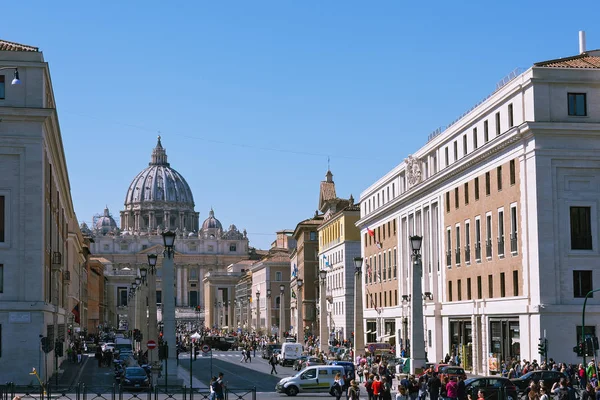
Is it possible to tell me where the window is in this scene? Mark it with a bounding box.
[474,178,479,200]
[486,214,492,258]
[571,206,592,250]
[488,275,493,298]
[495,112,501,135]
[446,192,450,213]
[454,141,458,161]
[475,218,481,261]
[229,244,237,252]
[445,147,449,166]
[457,279,462,301]
[392,183,395,198]
[485,172,491,195]
[190,268,197,279]
[393,248,397,278]
[455,225,461,264]
[510,160,516,185]
[500,272,506,297]
[276,271,282,281]
[464,183,469,205]
[118,287,128,307]
[0,264,3,293]
[497,166,502,191]
[463,135,467,156]
[0,196,4,242]
[156,290,162,304]
[510,205,518,253]
[454,188,459,209]
[574,270,593,298]
[568,93,587,116]
[513,270,519,296]
[393,219,396,234]
[477,276,482,299]
[309,231,317,241]
[473,128,478,149]
[0,75,4,100]
[448,281,453,302]
[498,210,505,256]
[446,229,452,267]
[467,278,472,300]
[465,221,471,263]
[508,103,514,128]
[484,120,489,142]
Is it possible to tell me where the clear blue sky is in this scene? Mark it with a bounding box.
[3,1,599,249]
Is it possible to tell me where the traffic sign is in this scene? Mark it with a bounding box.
[368,344,375,353]
[147,340,157,350]
[202,344,211,353]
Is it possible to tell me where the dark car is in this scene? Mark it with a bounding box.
[510,370,568,393]
[121,367,151,390]
[293,355,309,371]
[327,361,356,382]
[465,377,518,400]
[262,344,282,359]
[203,336,233,351]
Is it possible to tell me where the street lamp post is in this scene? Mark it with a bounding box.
[353,257,365,361]
[266,289,272,336]
[297,279,303,341]
[319,269,329,355]
[279,284,286,343]
[160,230,180,386]
[409,235,426,374]
[247,295,251,331]
[147,254,159,367]
[256,290,261,333]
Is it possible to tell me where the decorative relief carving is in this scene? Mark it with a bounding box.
[404,155,422,187]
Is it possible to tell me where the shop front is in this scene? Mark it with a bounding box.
[449,319,472,370]
[489,318,520,371]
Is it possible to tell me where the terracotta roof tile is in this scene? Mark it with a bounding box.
[0,39,39,52]
[534,53,600,69]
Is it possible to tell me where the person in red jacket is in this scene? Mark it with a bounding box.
[372,375,383,399]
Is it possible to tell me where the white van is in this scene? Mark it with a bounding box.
[280,343,303,367]
[275,365,345,396]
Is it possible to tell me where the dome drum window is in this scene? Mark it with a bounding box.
[229,244,237,252]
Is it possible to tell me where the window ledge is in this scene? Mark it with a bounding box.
[486,257,492,261]
[511,251,518,256]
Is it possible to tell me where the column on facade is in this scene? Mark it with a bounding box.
[208,285,216,329]
[182,266,188,306]
[480,315,488,375]
[228,288,234,328]
[179,212,184,231]
[165,211,170,230]
[471,313,479,375]
[149,211,154,230]
[176,266,182,307]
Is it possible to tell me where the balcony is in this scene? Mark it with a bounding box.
[475,243,481,261]
[464,245,471,264]
[510,232,518,253]
[486,240,492,258]
[455,248,461,264]
[497,236,505,257]
[446,250,452,267]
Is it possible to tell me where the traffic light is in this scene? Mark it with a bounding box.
[40,337,51,353]
[538,339,546,355]
[55,341,64,357]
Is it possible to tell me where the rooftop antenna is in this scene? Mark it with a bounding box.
[579,30,586,54]
[327,156,330,171]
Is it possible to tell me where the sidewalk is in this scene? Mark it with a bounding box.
[177,364,208,390]
[54,354,90,387]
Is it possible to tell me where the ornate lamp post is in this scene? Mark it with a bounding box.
[279,284,285,343]
[297,279,303,341]
[353,257,365,360]
[255,290,261,333]
[147,254,158,361]
[409,235,425,374]
[266,288,272,335]
[247,295,251,330]
[319,269,328,354]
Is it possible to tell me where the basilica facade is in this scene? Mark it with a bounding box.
[83,137,254,330]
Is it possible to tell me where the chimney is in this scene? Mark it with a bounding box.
[579,30,586,54]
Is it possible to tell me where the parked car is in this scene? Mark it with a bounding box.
[293,356,309,371]
[301,356,326,369]
[102,342,116,352]
[510,370,568,393]
[440,366,467,381]
[327,361,356,383]
[262,344,282,359]
[276,365,345,396]
[120,367,151,390]
[465,377,518,400]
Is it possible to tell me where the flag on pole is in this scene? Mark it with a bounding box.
[72,303,80,324]
[367,227,375,237]
[292,264,298,278]
[291,290,296,299]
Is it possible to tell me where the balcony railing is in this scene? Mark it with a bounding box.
[497,236,505,256]
[455,248,461,264]
[486,240,492,258]
[465,245,471,263]
[510,232,518,253]
[446,250,452,267]
[475,243,481,261]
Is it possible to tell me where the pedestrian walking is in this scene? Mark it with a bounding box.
[269,353,278,374]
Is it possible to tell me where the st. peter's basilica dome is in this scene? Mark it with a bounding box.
[201,208,223,231]
[121,137,199,233]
